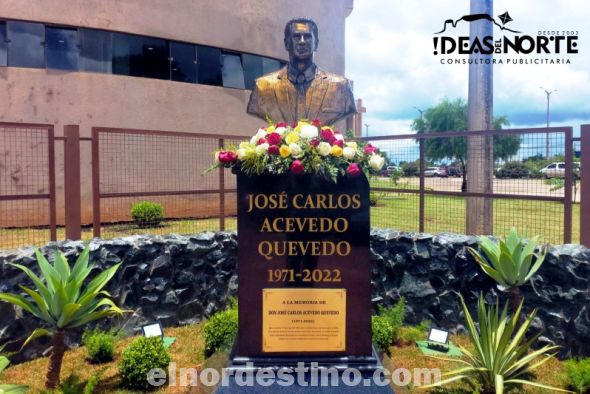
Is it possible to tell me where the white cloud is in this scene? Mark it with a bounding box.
[346,0,590,135]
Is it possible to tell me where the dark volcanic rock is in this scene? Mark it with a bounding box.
[1,230,589,363]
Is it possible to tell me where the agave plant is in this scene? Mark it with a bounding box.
[421,294,571,394]
[0,247,124,389]
[0,346,28,394]
[468,228,547,313]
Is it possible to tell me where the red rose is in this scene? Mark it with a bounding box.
[311,119,322,127]
[364,143,377,154]
[276,122,287,128]
[219,151,238,164]
[290,160,305,174]
[334,139,344,148]
[266,132,281,146]
[346,163,361,177]
[310,138,320,147]
[257,138,267,145]
[320,129,335,144]
[268,145,279,155]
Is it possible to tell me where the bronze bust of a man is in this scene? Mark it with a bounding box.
[247,18,356,125]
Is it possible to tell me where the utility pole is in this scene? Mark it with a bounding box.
[540,87,557,159]
[364,123,370,137]
[413,106,425,121]
[466,0,494,236]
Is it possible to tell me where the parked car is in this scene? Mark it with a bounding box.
[424,166,447,177]
[539,162,580,178]
[446,167,463,177]
[380,165,401,177]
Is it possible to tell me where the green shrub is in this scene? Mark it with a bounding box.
[398,326,425,345]
[119,337,171,390]
[82,329,117,363]
[131,201,164,227]
[565,358,590,393]
[372,316,395,355]
[204,304,238,357]
[377,297,405,342]
[495,161,530,178]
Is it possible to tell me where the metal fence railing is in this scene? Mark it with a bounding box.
[0,123,56,249]
[91,127,242,239]
[359,127,577,244]
[0,123,589,249]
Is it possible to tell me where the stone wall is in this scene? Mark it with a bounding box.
[1,230,589,362]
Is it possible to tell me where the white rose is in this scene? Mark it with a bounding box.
[343,147,356,160]
[300,124,318,139]
[346,141,358,150]
[289,143,303,158]
[250,128,267,144]
[237,148,248,160]
[334,132,344,141]
[214,151,220,164]
[275,126,287,136]
[255,143,269,155]
[317,142,332,156]
[369,154,385,171]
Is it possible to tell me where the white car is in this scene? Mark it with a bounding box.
[424,166,447,177]
[539,162,580,178]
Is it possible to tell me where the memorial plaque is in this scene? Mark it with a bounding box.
[236,172,372,357]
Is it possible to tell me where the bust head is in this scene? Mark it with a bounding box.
[283,18,319,63]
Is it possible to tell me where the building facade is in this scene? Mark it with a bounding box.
[0,0,354,228]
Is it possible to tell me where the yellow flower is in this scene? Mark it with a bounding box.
[279,145,291,158]
[295,121,308,133]
[285,131,300,144]
[331,145,343,157]
[266,125,276,133]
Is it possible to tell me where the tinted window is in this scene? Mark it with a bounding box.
[45,27,78,70]
[7,21,44,68]
[242,54,262,90]
[170,42,196,83]
[113,33,168,79]
[142,37,169,79]
[262,57,281,74]
[80,29,112,73]
[221,52,245,89]
[197,46,222,86]
[558,163,565,169]
[547,164,556,169]
[0,22,6,66]
[112,33,141,76]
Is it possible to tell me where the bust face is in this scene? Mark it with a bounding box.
[286,22,316,61]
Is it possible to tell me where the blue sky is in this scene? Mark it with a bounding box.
[345,0,590,137]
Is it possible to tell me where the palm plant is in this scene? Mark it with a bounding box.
[0,346,28,394]
[421,294,571,394]
[468,228,547,313]
[0,247,124,389]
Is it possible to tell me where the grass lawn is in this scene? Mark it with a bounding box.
[0,324,570,393]
[0,177,580,249]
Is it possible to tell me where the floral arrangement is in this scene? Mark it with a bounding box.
[210,119,385,182]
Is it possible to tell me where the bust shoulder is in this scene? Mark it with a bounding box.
[254,67,286,88]
[316,67,351,85]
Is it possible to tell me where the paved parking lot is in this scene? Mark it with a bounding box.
[381,176,581,202]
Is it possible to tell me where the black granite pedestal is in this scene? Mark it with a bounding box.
[215,344,395,393]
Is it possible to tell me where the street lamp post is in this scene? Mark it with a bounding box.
[364,123,370,137]
[540,86,557,159]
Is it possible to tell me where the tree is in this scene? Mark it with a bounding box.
[411,98,520,191]
[0,247,124,388]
